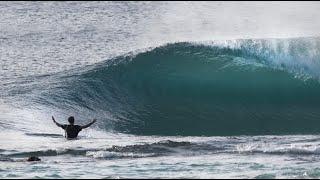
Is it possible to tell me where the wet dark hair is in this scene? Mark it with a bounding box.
[68,116,75,124]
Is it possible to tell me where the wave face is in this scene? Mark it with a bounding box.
[34,38,320,136]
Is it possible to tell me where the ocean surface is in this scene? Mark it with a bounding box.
[1,1,320,179]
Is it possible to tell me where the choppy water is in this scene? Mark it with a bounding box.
[1,1,320,179]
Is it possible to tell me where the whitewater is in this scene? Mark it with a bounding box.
[1,1,320,179]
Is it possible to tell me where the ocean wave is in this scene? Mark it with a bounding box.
[25,133,64,138]
[5,149,89,158]
[3,139,320,161]
[6,37,320,136]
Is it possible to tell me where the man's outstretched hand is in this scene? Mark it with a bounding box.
[52,116,63,128]
[81,119,97,129]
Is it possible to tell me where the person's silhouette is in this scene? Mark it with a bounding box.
[52,116,96,139]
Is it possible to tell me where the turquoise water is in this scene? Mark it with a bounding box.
[1,1,320,179]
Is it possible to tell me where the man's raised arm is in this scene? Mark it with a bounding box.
[52,116,64,128]
[81,119,97,129]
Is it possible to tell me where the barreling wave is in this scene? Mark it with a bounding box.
[17,37,320,136]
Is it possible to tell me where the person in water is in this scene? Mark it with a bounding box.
[52,116,97,139]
